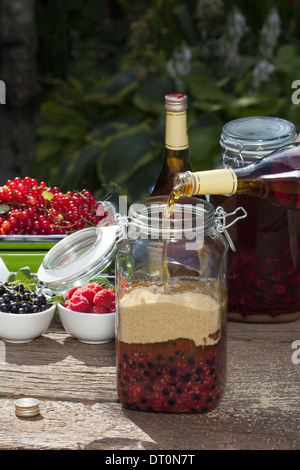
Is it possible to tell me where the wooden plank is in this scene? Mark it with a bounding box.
[0,317,118,402]
[0,400,157,450]
[0,317,300,449]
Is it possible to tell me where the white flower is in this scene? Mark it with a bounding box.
[251,59,275,90]
[166,43,192,91]
[259,7,281,60]
[219,8,246,67]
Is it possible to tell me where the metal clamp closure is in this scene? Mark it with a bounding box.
[215,206,247,251]
[221,138,245,167]
[115,213,129,242]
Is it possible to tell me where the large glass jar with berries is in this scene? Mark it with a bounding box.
[211,117,300,323]
[37,197,243,413]
[115,196,243,413]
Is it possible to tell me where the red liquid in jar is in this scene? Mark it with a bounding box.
[212,193,300,322]
[116,337,226,413]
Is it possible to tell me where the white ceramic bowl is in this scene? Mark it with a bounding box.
[57,303,115,344]
[0,304,56,343]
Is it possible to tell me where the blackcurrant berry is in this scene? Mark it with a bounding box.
[21,303,31,313]
[15,283,24,293]
[9,302,19,313]
[37,294,46,305]
[12,293,22,302]
[2,293,11,303]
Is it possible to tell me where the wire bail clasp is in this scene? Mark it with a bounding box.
[115,213,129,242]
[215,206,247,251]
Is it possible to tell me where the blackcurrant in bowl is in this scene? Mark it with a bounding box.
[0,281,55,343]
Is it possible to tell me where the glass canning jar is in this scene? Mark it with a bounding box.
[37,196,244,413]
[115,196,242,413]
[211,116,300,323]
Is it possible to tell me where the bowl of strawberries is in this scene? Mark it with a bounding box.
[57,277,116,344]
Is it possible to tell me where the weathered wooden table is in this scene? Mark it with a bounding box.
[1,315,300,450]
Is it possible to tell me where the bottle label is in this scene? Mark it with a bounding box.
[194,169,238,195]
[165,111,188,150]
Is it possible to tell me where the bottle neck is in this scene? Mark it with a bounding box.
[152,110,191,196]
[182,169,238,196]
[165,110,188,151]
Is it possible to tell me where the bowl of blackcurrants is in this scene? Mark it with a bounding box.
[0,281,55,343]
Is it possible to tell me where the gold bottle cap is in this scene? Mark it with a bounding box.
[165,93,187,112]
[14,398,40,417]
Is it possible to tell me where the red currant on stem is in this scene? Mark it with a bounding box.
[28,196,37,206]
[2,220,11,231]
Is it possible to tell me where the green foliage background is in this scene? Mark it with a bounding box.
[31,0,300,203]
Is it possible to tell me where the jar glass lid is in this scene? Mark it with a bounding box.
[221,116,296,153]
[37,225,119,293]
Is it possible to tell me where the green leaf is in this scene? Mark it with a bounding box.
[184,74,232,104]
[7,267,38,290]
[172,3,199,45]
[88,276,114,290]
[101,182,122,194]
[49,295,64,305]
[42,190,54,201]
[0,204,10,214]
[84,67,140,105]
[41,101,87,124]
[189,125,222,168]
[15,272,37,290]
[98,122,154,184]
[56,143,102,188]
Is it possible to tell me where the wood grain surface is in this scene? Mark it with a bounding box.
[1,316,300,450]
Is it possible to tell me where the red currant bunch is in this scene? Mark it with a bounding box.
[0,176,108,236]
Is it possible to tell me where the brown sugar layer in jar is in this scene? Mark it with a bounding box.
[116,337,226,413]
[118,280,223,347]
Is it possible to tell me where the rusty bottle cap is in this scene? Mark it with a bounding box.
[14,398,40,417]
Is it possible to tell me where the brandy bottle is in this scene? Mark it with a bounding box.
[171,143,300,210]
[152,93,192,196]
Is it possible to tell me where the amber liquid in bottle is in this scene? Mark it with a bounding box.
[152,93,193,294]
[152,93,192,196]
[169,143,300,210]
[167,143,300,323]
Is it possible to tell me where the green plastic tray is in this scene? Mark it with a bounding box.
[0,235,64,272]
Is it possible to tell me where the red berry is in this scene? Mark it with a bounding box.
[29,196,37,206]
[92,304,108,314]
[78,287,95,306]
[68,294,90,313]
[2,220,11,231]
[86,283,103,294]
[94,289,115,309]
[67,286,81,299]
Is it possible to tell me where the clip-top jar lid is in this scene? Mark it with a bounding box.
[37,225,119,293]
[220,116,296,154]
